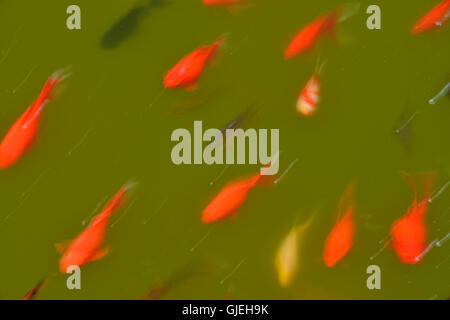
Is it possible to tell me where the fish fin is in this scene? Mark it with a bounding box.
[295,213,316,233]
[88,247,110,262]
[228,210,240,221]
[337,181,355,220]
[55,241,71,254]
[401,171,437,202]
[22,69,69,126]
[185,83,198,91]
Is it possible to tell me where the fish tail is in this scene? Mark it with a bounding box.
[295,212,316,233]
[336,3,360,23]
[208,35,226,58]
[34,68,70,109]
[321,10,340,33]
[421,172,437,202]
[100,179,138,218]
[337,181,356,219]
[402,172,436,202]
[21,69,70,128]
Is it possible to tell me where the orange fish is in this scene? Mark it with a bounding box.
[411,0,450,35]
[203,0,241,6]
[202,172,261,223]
[323,183,355,267]
[164,37,224,90]
[285,10,340,59]
[0,70,67,169]
[22,277,49,300]
[297,73,320,116]
[58,183,134,273]
[391,172,436,264]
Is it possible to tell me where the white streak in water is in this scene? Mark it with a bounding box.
[143,196,168,225]
[436,232,450,248]
[369,239,391,261]
[429,82,449,105]
[274,158,299,184]
[111,198,138,228]
[148,88,166,109]
[429,181,450,203]
[190,225,216,252]
[82,196,107,226]
[68,126,94,156]
[395,110,421,134]
[210,165,230,186]
[12,65,38,94]
[2,169,49,225]
[414,239,438,262]
[220,257,247,285]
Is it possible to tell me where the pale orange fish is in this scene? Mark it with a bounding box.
[275,214,314,287]
[58,182,135,273]
[323,183,356,267]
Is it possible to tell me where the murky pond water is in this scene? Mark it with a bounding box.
[0,0,449,300]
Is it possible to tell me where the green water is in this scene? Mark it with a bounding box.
[0,0,449,300]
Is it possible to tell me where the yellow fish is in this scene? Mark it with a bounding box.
[275,214,314,287]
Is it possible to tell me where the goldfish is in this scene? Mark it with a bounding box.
[216,105,257,146]
[0,70,67,169]
[203,0,242,6]
[202,172,261,223]
[22,277,50,300]
[391,172,436,264]
[101,0,166,49]
[221,105,257,135]
[275,215,314,287]
[285,9,340,59]
[411,0,450,35]
[58,183,135,273]
[164,36,224,90]
[297,73,321,116]
[323,183,356,267]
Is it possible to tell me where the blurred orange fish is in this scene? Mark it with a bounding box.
[0,70,67,169]
[202,172,261,223]
[58,183,135,273]
[22,277,50,300]
[391,172,436,264]
[285,9,340,59]
[411,0,450,35]
[164,37,224,90]
[203,0,241,6]
[323,183,355,267]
